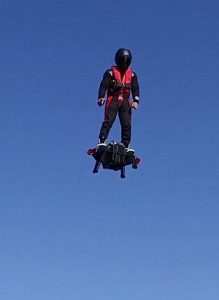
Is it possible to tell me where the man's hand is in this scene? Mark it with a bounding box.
[132,102,139,109]
[97,98,105,107]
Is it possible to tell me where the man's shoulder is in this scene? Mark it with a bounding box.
[103,68,113,77]
[131,69,137,76]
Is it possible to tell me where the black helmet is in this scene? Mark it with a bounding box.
[115,48,132,70]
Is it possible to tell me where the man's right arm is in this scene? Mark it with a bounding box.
[98,70,112,99]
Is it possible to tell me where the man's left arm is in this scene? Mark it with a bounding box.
[131,72,140,109]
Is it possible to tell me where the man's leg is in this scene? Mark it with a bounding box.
[119,100,132,147]
[99,98,118,143]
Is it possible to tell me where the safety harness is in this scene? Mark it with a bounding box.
[110,66,132,103]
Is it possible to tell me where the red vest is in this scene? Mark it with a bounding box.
[110,67,132,102]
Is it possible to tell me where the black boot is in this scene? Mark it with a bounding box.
[97,136,106,147]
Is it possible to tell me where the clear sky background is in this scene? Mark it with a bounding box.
[0,0,219,299]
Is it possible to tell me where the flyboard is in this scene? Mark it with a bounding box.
[87,141,141,179]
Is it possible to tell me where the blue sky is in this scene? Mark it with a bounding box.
[0,0,219,299]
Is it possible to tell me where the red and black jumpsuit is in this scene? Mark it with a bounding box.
[98,66,140,147]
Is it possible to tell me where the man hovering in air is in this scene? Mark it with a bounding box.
[97,48,140,148]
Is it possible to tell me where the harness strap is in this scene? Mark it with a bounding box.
[111,67,132,103]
